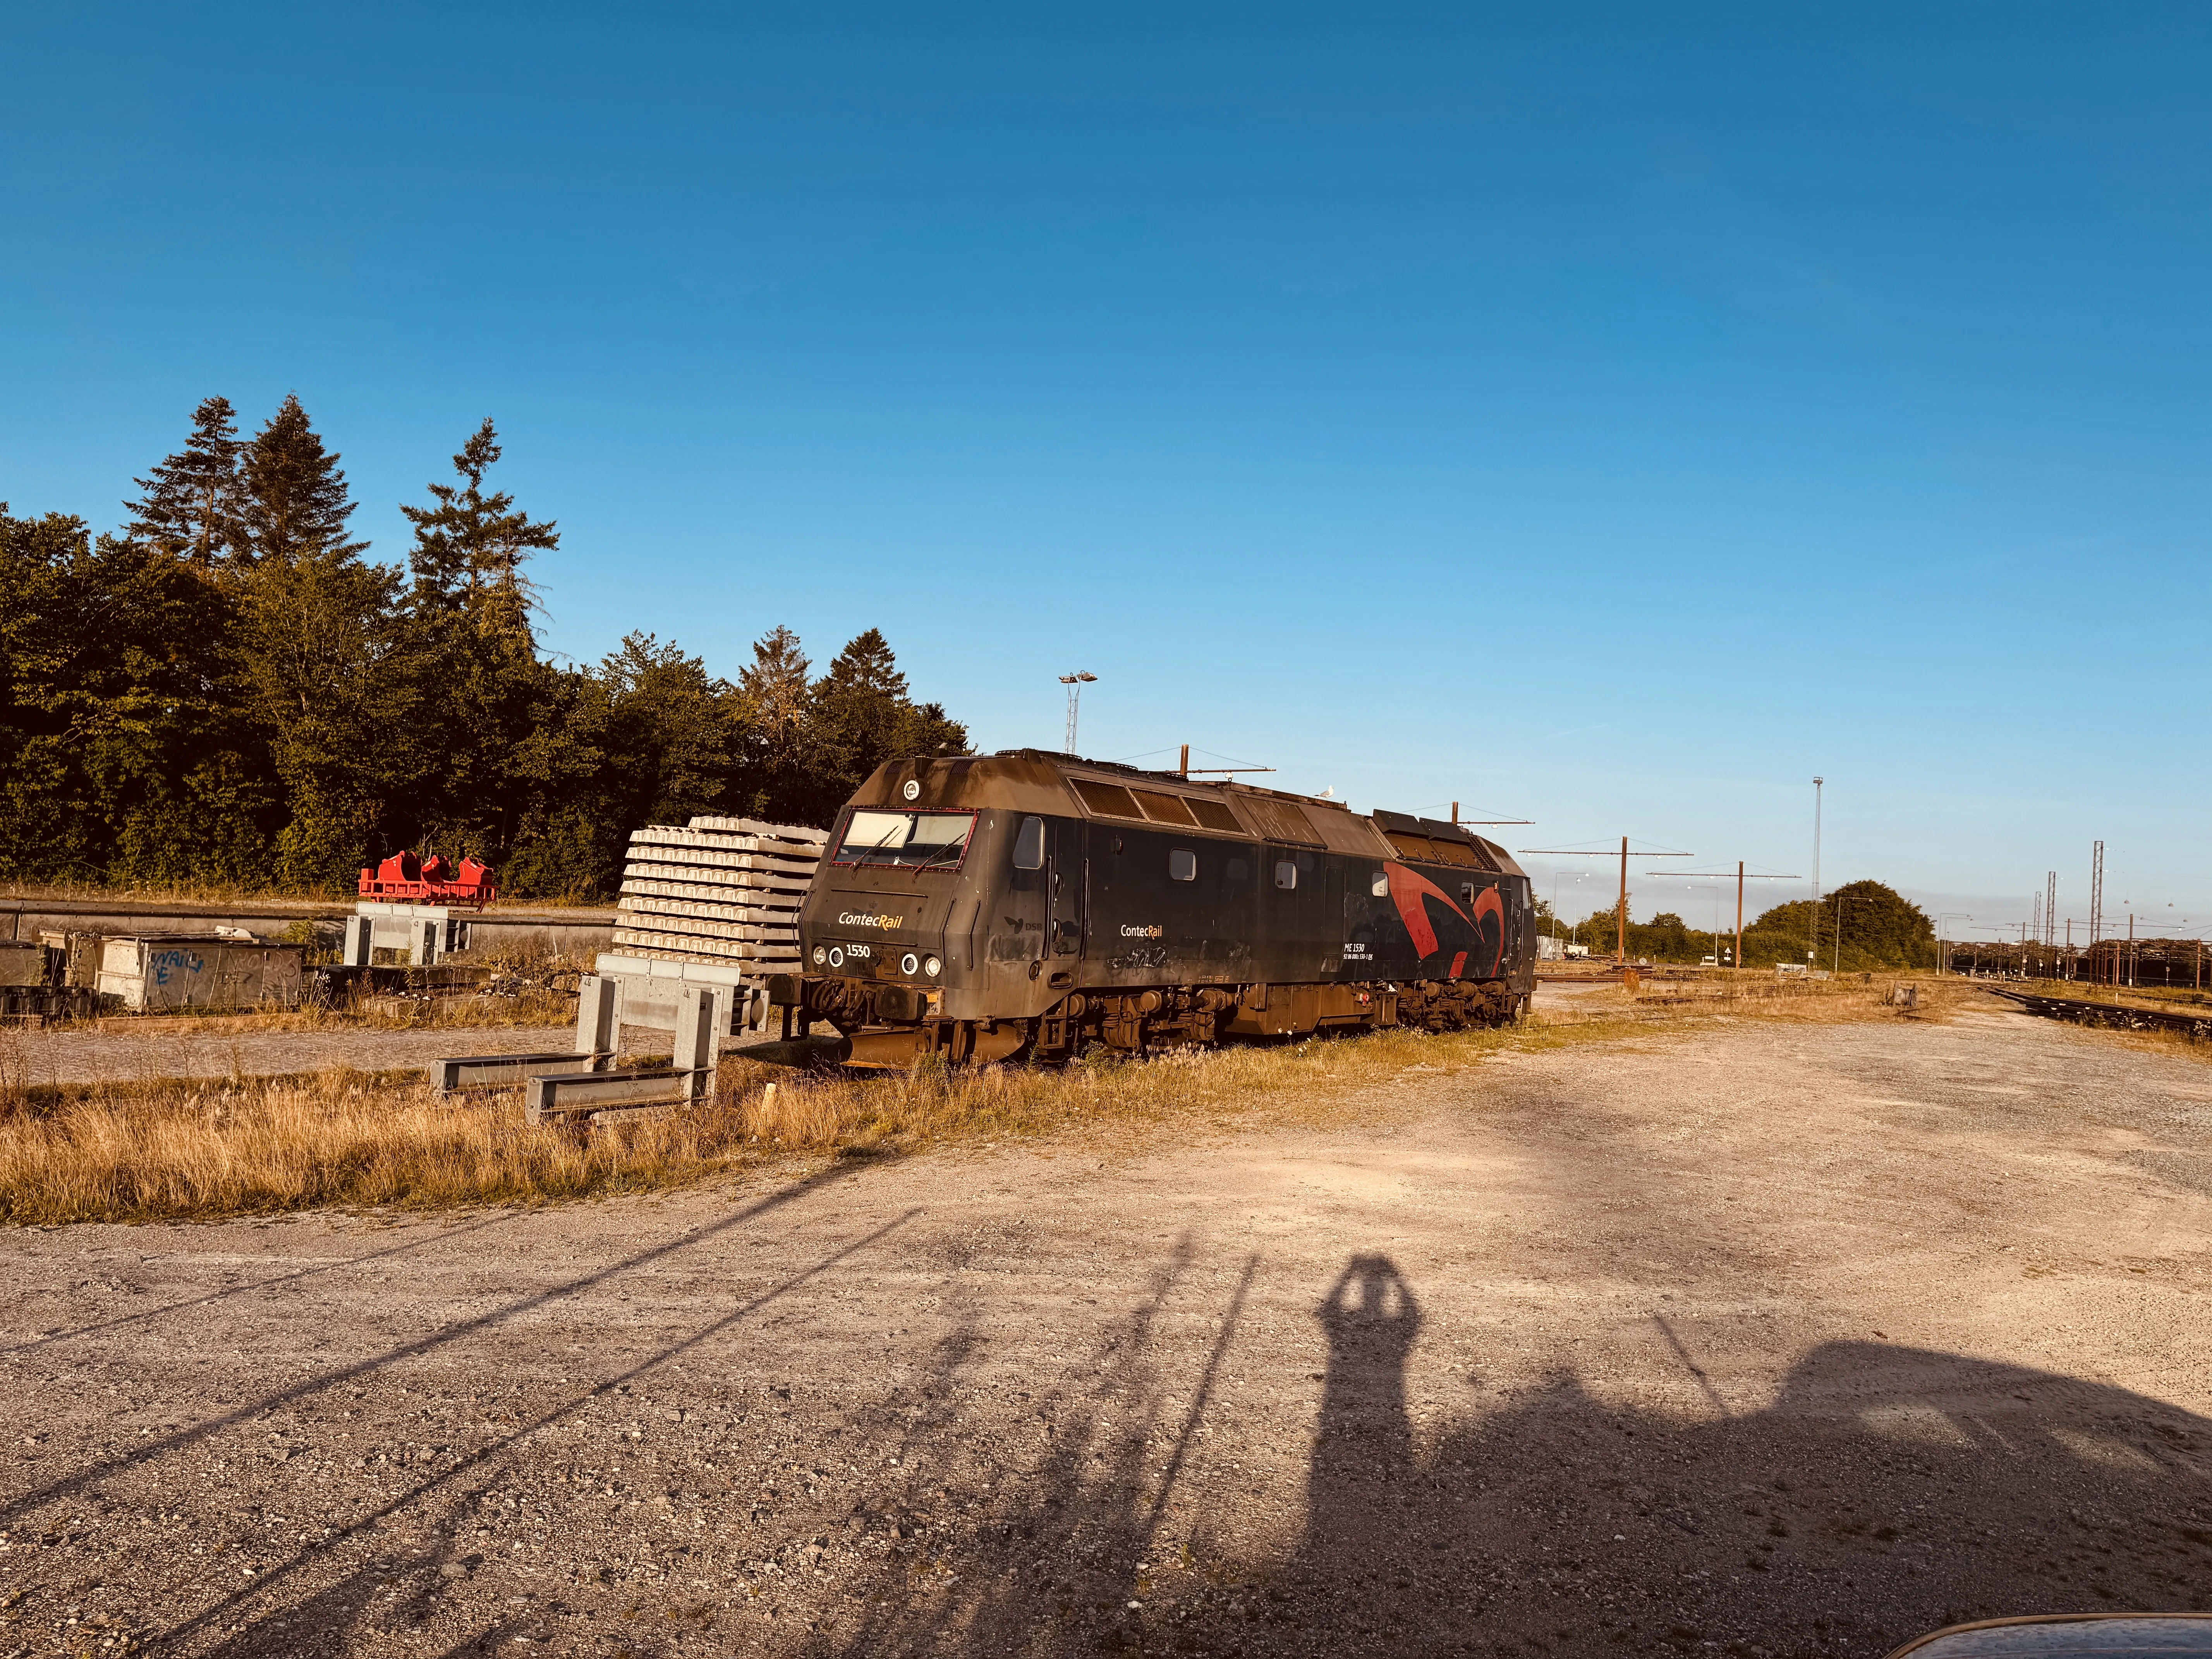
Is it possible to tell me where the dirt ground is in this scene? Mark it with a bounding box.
[3,1000,2209,1659]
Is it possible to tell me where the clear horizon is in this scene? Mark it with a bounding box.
[6,6,2206,939]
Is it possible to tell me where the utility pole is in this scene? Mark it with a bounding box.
[2045,871,2057,948]
[1811,777,1824,962]
[2090,840,2104,981]
[1617,836,1629,966]
[1648,866,1797,971]
[1521,839,1694,968]
[1058,672,1096,755]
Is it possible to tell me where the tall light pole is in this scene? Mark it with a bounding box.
[1812,777,1824,906]
[1557,871,1585,954]
[1058,672,1096,755]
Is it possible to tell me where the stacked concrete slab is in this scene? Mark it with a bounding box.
[607,816,823,969]
[588,816,826,1041]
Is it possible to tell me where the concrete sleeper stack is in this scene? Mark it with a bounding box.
[608,817,824,970]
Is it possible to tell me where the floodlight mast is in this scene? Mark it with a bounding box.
[1058,672,1096,754]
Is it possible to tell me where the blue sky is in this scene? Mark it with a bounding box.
[5,5,2207,939]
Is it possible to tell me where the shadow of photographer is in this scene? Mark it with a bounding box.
[809,1249,2211,1659]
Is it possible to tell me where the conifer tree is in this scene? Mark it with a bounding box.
[385,418,565,871]
[732,625,811,823]
[124,396,246,566]
[240,393,366,567]
[794,630,967,821]
[398,417,559,625]
[230,394,408,887]
[738,624,811,735]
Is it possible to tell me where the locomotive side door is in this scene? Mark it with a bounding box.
[982,811,1050,999]
[1047,818,1088,963]
[1322,859,1346,980]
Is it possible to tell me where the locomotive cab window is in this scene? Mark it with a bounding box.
[1371,871,1389,897]
[1012,816,1045,871]
[1461,883,1476,908]
[1168,848,1196,882]
[1274,859,1298,890]
[834,809,977,870]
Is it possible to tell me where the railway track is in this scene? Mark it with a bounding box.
[1987,985,2212,1041]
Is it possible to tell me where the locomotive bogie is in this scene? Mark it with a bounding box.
[769,750,1535,1068]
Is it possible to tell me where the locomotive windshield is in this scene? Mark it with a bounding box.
[833,810,977,870]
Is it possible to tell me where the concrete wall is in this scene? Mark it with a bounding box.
[95,936,306,1012]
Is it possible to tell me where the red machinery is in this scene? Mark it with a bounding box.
[357,851,499,908]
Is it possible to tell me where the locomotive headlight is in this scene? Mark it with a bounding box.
[900,951,920,975]
[811,945,826,966]
[923,954,941,977]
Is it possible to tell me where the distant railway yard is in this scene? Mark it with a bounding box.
[1,981,2208,1658]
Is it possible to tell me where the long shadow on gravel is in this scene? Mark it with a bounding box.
[806,1255,2212,1659]
[169,1198,922,1657]
[2,1166,858,1534]
[9,1166,893,1657]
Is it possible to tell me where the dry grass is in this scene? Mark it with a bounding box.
[74,988,581,1040]
[0,975,1968,1227]
[1567,969,1992,1024]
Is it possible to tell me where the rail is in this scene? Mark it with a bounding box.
[1986,986,2212,1042]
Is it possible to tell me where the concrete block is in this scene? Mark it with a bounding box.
[575,973,619,1057]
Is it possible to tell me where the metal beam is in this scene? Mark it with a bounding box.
[431,1051,608,1096]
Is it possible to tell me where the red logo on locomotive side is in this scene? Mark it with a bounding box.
[1383,862,1508,975]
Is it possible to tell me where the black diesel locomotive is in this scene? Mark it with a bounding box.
[764,750,1535,1067]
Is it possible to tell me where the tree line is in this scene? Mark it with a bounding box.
[1565,879,1937,969]
[0,396,968,900]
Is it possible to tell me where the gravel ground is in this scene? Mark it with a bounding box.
[3,1003,2210,1658]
